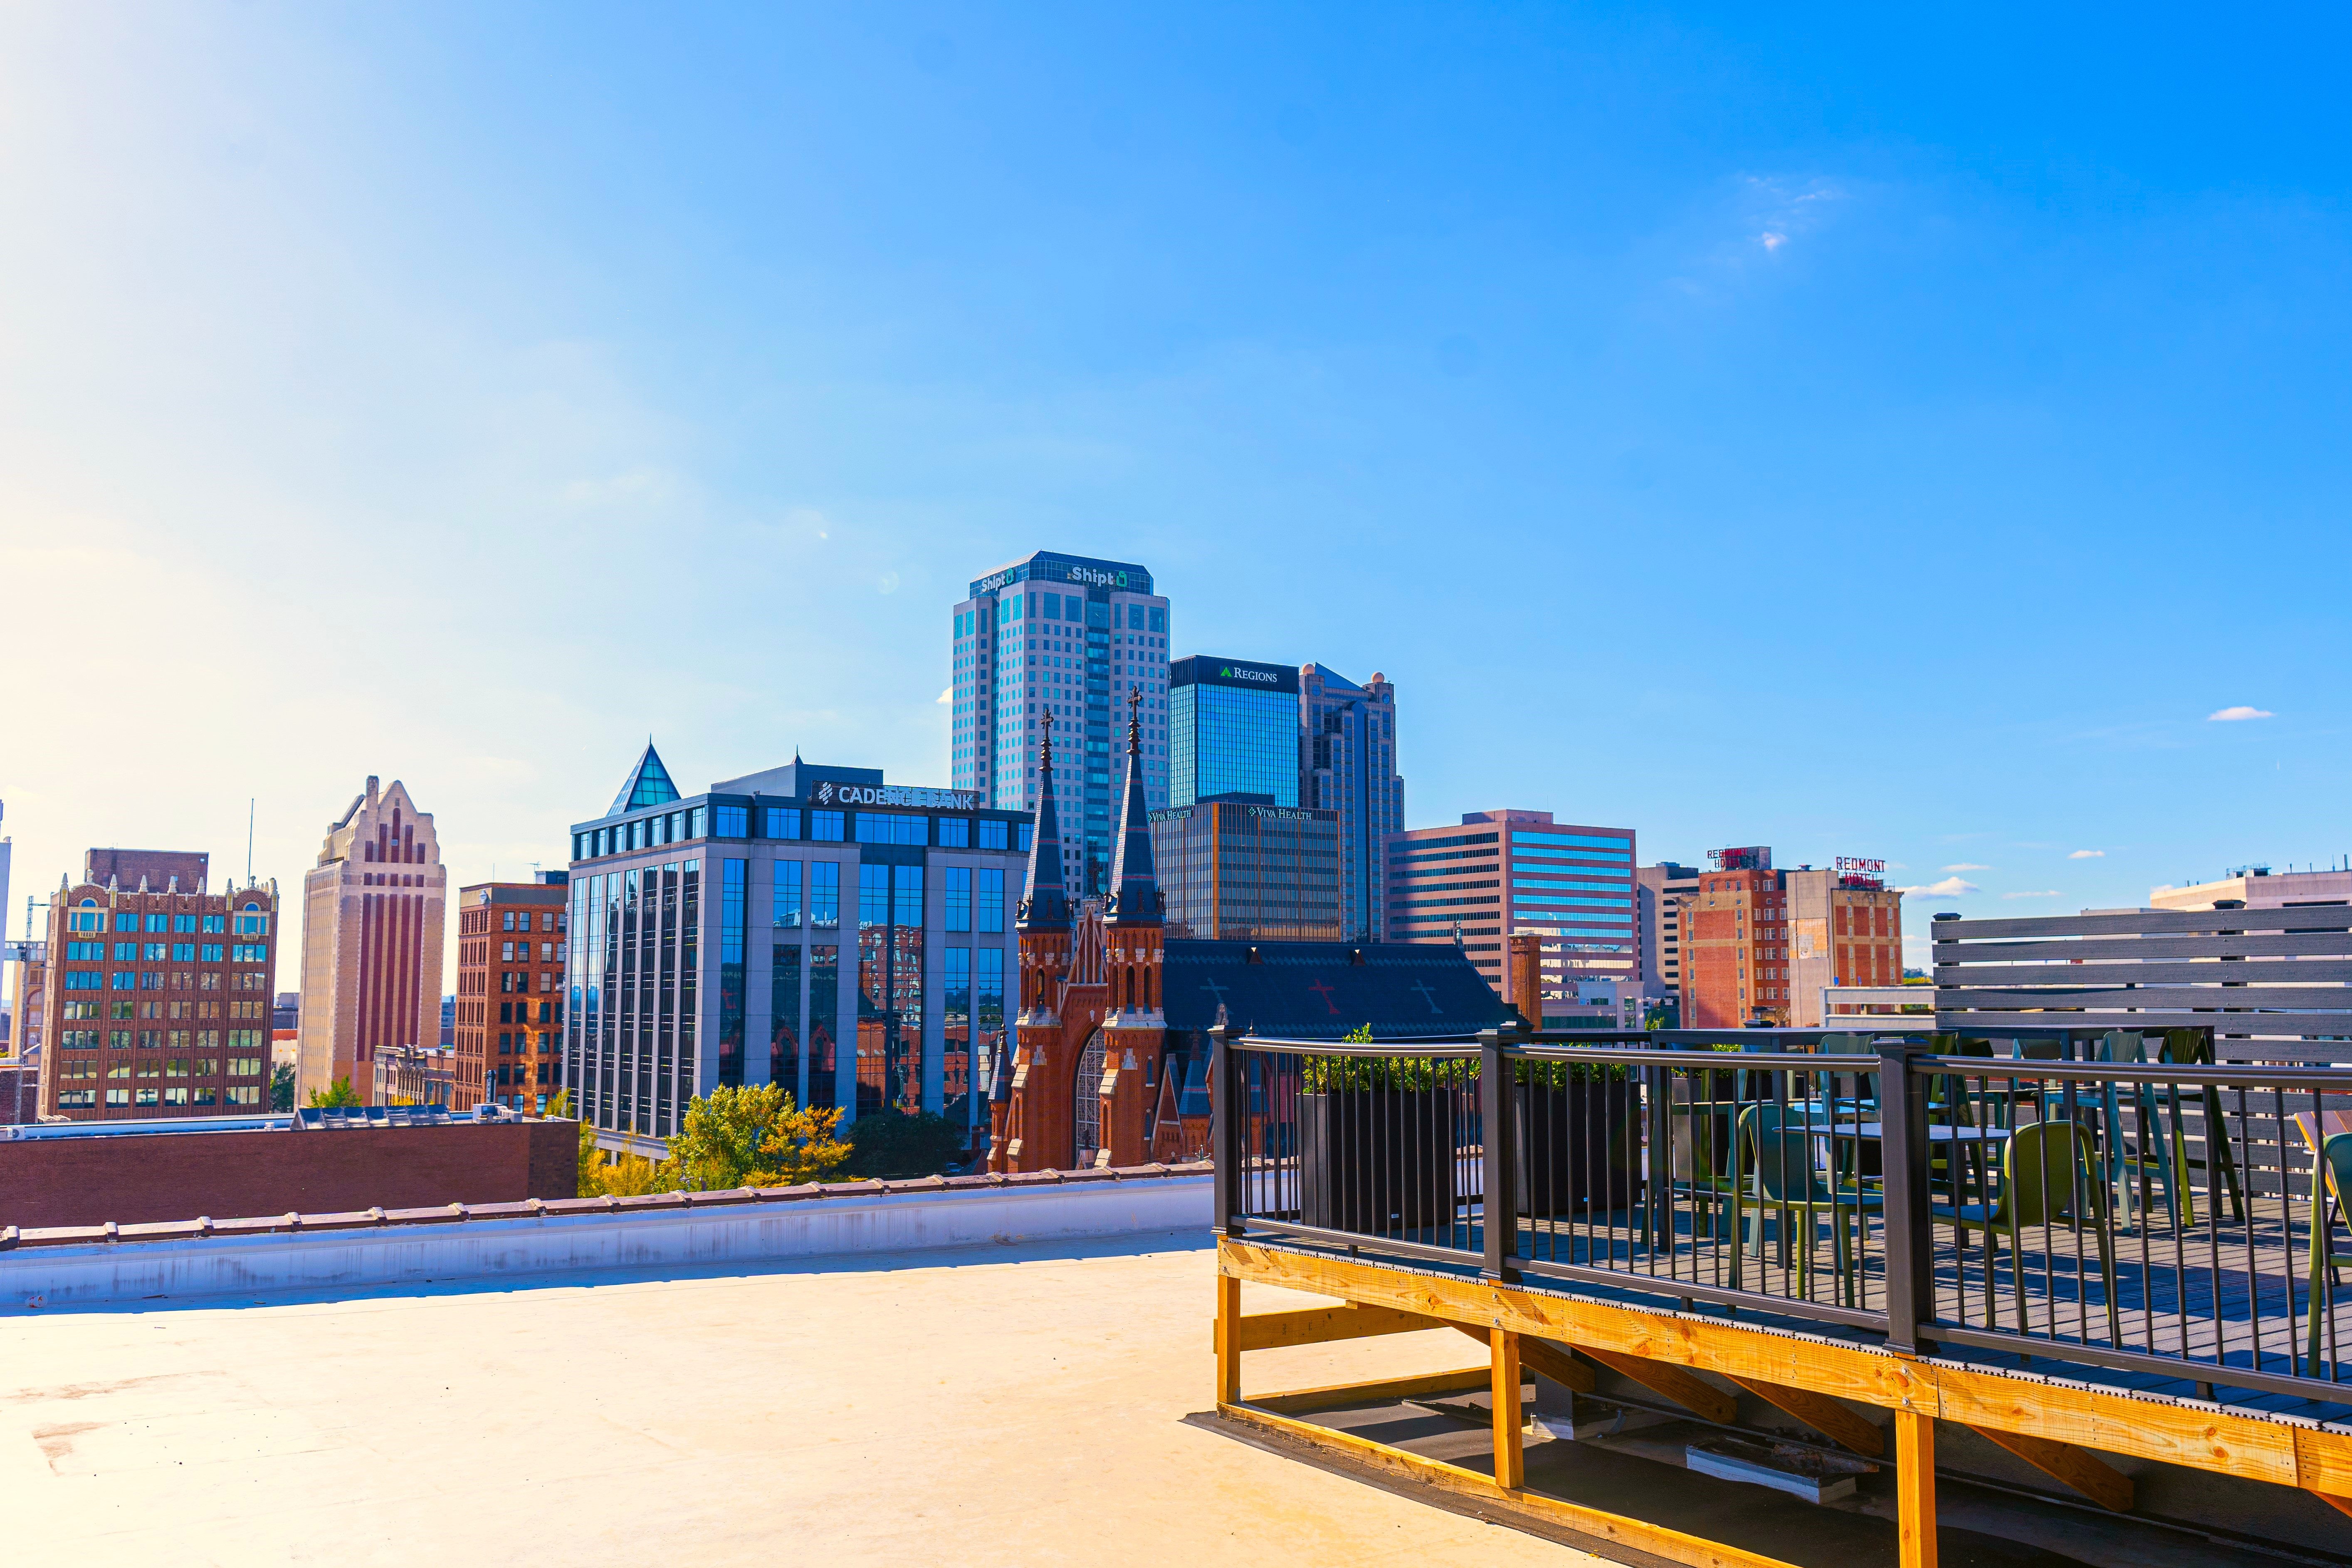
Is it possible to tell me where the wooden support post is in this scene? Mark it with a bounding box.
[1216,1272,1242,1407]
[1895,1408,1938,1568]
[1965,1425,2132,1512]
[1452,1324,1595,1393]
[1491,1327,1525,1491]
[1581,1346,1737,1425]
[1726,1374,1886,1457]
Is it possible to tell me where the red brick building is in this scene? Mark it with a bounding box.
[1683,848,1905,1029]
[455,877,569,1113]
[35,849,280,1121]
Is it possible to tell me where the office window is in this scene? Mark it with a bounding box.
[773,860,802,927]
[715,805,749,838]
[808,943,839,1110]
[172,943,195,962]
[809,861,840,928]
[810,810,845,842]
[771,943,802,1103]
[945,866,972,932]
[936,816,970,848]
[943,945,971,1131]
[115,913,138,931]
[173,915,198,933]
[146,914,169,933]
[978,867,1005,933]
[765,807,801,840]
[201,943,223,961]
[855,812,927,846]
[979,819,1008,851]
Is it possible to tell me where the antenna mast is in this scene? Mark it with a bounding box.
[247,798,256,885]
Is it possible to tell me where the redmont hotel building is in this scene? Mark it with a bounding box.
[1384,811,1636,1012]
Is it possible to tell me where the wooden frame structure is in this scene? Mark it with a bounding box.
[1214,1237,2352,1567]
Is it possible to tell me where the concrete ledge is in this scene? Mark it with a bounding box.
[0,1168,1213,1312]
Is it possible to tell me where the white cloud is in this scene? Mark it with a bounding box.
[936,688,951,705]
[2002,890,2062,899]
[1897,877,1977,897]
[2068,849,2104,859]
[1942,862,1990,872]
[2208,706,2275,722]
[1759,231,1786,252]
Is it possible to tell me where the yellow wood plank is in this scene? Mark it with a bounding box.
[1233,1301,1446,1353]
[2309,1489,2352,1520]
[2294,1426,2352,1496]
[1896,1408,1937,1568]
[1725,1375,1886,1457]
[1216,1271,1241,1407]
[1455,1326,1595,1394]
[1964,1424,2133,1512]
[1584,1346,1737,1425]
[1218,1240,1927,1412]
[1251,1366,1495,1415]
[1219,1400,1805,1568]
[1492,1328,1525,1491]
[1933,1364,2298,1487]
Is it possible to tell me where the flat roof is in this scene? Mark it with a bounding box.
[2,1238,1580,1566]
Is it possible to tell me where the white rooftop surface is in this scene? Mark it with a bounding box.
[5,1230,1589,1565]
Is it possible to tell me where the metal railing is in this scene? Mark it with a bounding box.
[1212,1025,2352,1404]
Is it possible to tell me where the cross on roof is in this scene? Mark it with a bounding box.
[1306,978,1338,1015]
[1199,976,1230,1005]
[1408,978,1443,1014]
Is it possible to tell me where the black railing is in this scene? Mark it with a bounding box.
[1213,1025,2352,1405]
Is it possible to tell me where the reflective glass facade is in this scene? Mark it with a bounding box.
[1168,657,1301,809]
[1149,801,1339,942]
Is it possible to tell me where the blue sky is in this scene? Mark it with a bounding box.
[3,4,2348,972]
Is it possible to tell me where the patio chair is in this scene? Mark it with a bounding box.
[1736,1102,1883,1306]
[2302,1131,2352,1378]
[1931,1118,2120,1343]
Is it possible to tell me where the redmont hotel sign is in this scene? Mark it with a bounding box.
[810,780,982,812]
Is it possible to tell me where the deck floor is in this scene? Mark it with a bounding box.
[1253,1195,2352,1427]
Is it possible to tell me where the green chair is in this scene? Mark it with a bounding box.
[1931,1119,2120,1343]
[2302,1131,2352,1378]
[1736,1102,1883,1306]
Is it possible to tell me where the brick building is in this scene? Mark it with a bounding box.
[295,776,449,1105]
[1682,848,1904,1029]
[34,849,280,1121]
[988,709,1503,1173]
[455,877,569,1113]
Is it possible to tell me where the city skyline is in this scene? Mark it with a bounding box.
[6,7,2351,996]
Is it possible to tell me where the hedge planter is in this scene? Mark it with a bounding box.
[1517,1077,1640,1217]
[1298,1090,1458,1236]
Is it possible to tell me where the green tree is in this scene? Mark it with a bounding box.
[269,1064,295,1111]
[546,1090,605,1198]
[306,1076,362,1108]
[844,1111,969,1179]
[666,1082,852,1190]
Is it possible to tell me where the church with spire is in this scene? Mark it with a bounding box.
[989,689,1507,1172]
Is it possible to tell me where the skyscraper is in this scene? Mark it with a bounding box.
[1166,656,1298,808]
[1300,664,1402,943]
[1385,811,1636,1008]
[951,552,1172,897]
[295,776,449,1104]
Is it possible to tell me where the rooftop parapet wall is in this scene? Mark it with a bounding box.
[0,1164,1213,1311]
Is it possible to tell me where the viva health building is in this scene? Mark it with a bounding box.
[951,552,1171,898]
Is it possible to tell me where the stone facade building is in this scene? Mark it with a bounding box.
[295,777,449,1105]
[35,848,280,1121]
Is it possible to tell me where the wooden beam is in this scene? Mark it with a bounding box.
[1448,1323,1595,1393]
[1234,1301,1445,1353]
[1219,1400,1806,1568]
[2309,1489,2352,1520]
[1965,1424,2132,1512]
[1896,1408,1937,1568]
[1249,1367,1494,1416]
[1492,1328,1525,1490]
[1726,1375,1885,1457]
[1216,1271,1241,1407]
[1581,1346,1737,1425]
[1218,1239,2348,1490]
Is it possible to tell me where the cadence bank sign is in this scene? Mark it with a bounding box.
[810,781,981,812]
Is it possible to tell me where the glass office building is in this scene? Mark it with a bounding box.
[565,749,1030,1158]
[950,551,1171,898]
[1149,800,1339,942]
[1167,656,1299,809]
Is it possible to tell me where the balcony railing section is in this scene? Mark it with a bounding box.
[1213,1025,2352,1405]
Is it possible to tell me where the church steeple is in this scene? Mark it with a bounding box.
[1017,724,1070,931]
[1108,686,1161,927]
